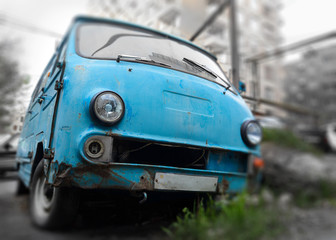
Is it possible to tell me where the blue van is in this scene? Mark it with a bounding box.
[16,16,262,229]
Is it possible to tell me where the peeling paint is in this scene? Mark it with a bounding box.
[105,130,122,137]
[74,65,85,71]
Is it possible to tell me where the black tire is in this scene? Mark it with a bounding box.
[16,178,29,195]
[30,160,79,229]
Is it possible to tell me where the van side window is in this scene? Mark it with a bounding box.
[41,55,57,89]
[31,80,42,101]
[50,43,67,76]
[31,54,57,101]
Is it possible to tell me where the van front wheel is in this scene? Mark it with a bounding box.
[30,161,78,229]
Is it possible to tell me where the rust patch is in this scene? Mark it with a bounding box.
[144,168,155,180]
[52,161,155,191]
[53,162,73,187]
[132,169,154,190]
[114,76,120,86]
[78,113,81,119]
[133,175,152,190]
[105,130,122,137]
[107,169,132,185]
[73,163,111,179]
[74,65,85,71]
[220,178,229,193]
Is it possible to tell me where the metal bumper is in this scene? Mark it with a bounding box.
[47,160,247,194]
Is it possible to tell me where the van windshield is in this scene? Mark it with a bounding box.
[76,22,232,89]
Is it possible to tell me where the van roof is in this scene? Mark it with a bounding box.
[73,15,217,61]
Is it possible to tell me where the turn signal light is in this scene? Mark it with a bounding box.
[253,157,264,169]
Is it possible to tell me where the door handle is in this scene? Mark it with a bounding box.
[38,95,46,104]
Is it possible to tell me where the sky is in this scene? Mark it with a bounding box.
[0,0,336,91]
[281,0,336,43]
[0,0,89,80]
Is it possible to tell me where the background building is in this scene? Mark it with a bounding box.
[285,45,336,127]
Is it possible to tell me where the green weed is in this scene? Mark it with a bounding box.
[165,193,284,240]
[262,128,322,156]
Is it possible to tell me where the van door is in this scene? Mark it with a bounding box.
[33,55,57,140]
[16,58,55,184]
[36,43,67,154]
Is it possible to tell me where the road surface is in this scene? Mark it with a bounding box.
[0,172,169,240]
[1,153,336,240]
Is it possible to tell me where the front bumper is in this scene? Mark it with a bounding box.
[47,160,247,194]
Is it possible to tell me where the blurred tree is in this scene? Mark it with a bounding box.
[0,40,23,131]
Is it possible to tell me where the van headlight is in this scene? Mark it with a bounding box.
[241,120,262,147]
[90,91,125,125]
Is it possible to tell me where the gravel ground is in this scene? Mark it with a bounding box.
[277,205,336,240]
[274,153,336,240]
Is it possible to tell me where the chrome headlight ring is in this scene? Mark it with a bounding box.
[90,91,125,125]
[241,120,262,147]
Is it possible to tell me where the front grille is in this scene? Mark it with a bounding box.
[112,138,207,169]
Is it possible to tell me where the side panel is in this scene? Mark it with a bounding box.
[17,50,65,187]
[17,96,43,186]
[36,65,63,149]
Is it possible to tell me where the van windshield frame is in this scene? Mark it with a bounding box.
[76,21,235,92]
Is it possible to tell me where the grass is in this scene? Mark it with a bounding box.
[262,128,322,156]
[293,180,336,208]
[165,193,284,240]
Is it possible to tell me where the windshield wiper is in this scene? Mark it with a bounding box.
[182,57,217,79]
[182,57,233,91]
[116,54,171,68]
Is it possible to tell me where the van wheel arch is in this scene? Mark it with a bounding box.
[30,160,79,229]
[30,142,44,185]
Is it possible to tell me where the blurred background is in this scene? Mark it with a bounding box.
[0,0,336,239]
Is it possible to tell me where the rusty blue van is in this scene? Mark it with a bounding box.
[16,16,262,228]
